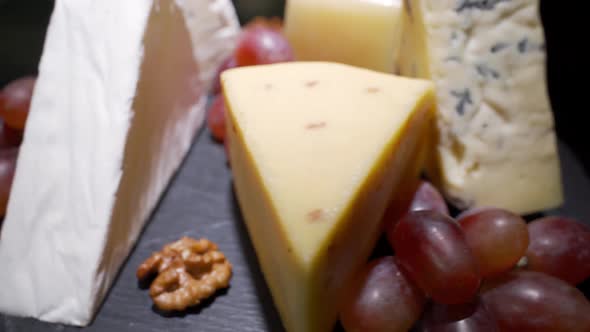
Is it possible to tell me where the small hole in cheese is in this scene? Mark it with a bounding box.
[307,209,324,222]
[305,80,319,87]
[305,122,327,130]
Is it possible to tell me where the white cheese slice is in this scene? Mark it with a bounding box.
[397,0,563,214]
[0,0,238,326]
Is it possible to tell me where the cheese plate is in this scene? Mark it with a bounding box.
[1,0,589,331]
[0,126,588,332]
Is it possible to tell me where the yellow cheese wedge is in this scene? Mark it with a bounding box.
[222,62,434,332]
[284,0,404,73]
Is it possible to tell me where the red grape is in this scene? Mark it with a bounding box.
[0,148,18,216]
[383,180,447,232]
[207,95,227,143]
[0,124,23,148]
[234,26,294,66]
[0,76,36,130]
[410,181,449,215]
[526,216,590,285]
[211,56,237,95]
[417,298,499,332]
[482,271,590,332]
[391,211,481,304]
[340,256,425,332]
[458,208,529,277]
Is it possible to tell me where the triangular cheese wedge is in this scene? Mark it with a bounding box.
[0,0,238,326]
[222,62,435,332]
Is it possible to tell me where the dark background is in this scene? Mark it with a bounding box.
[0,0,287,86]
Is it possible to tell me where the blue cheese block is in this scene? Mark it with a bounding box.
[397,0,563,214]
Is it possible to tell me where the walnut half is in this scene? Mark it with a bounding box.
[137,237,232,311]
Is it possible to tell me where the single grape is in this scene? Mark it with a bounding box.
[0,76,36,130]
[417,298,499,332]
[383,180,448,233]
[482,271,590,332]
[234,26,294,66]
[207,95,226,143]
[391,210,481,304]
[0,124,23,148]
[526,216,590,285]
[458,208,529,277]
[0,148,18,216]
[410,181,449,215]
[340,256,425,332]
[211,56,237,95]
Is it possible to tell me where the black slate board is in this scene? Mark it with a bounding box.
[0,129,285,332]
[2,128,590,332]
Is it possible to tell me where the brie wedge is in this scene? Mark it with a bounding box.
[0,0,238,325]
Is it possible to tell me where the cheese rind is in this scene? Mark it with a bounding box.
[223,62,434,332]
[0,0,238,325]
[397,0,563,213]
[285,0,404,73]
[177,0,240,88]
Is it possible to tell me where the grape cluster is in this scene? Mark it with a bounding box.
[340,181,590,332]
[207,17,294,149]
[0,76,34,217]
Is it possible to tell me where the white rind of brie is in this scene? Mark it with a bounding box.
[0,0,238,326]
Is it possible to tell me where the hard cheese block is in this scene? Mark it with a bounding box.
[223,62,434,332]
[285,0,404,73]
[0,0,238,326]
[397,0,563,214]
